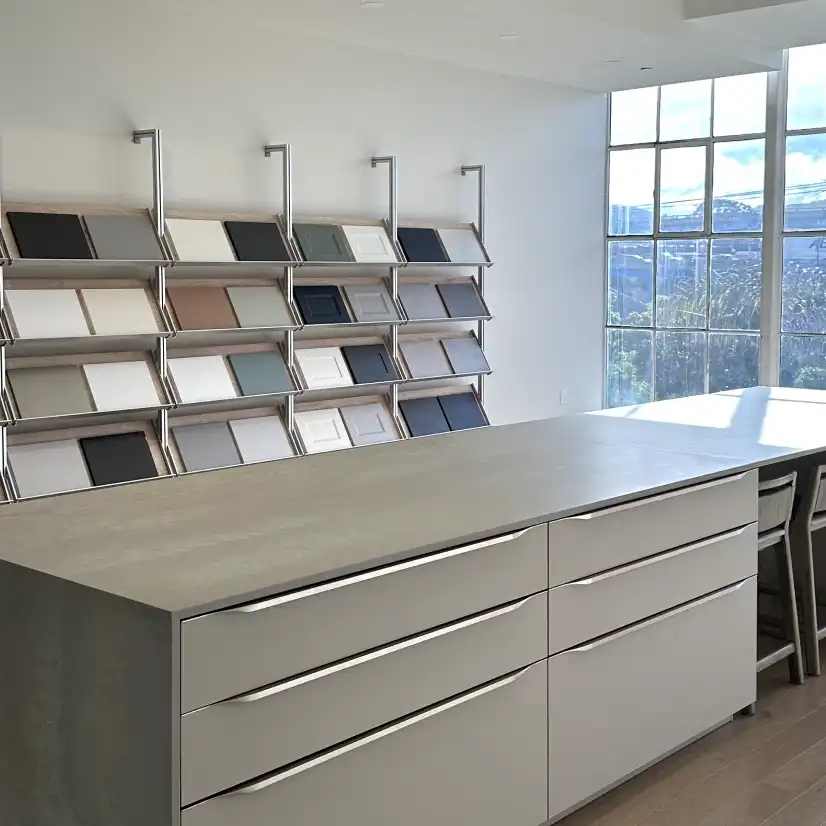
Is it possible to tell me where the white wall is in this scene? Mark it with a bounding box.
[0,0,607,424]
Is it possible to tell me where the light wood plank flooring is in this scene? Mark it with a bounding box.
[560,643,826,826]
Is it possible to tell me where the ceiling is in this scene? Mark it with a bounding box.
[166,0,826,91]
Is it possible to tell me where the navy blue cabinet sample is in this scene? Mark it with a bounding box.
[293,223,354,263]
[293,285,352,325]
[223,221,292,262]
[436,282,488,319]
[397,228,449,264]
[341,344,399,385]
[79,432,159,486]
[438,392,488,431]
[7,211,93,259]
[400,397,451,437]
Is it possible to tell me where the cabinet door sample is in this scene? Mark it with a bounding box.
[223,221,292,262]
[341,403,399,446]
[82,360,161,412]
[6,289,90,339]
[227,351,295,397]
[400,397,451,437]
[84,214,164,260]
[437,228,488,264]
[397,227,449,263]
[344,284,400,323]
[439,392,487,431]
[399,339,453,379]
[293,285,352,326]
[294,347,353,390]
[80,289,160,336]
[7,211,92,259]
[293,223,354,263]
[398,283,449,321]
[165,218,235,262]
[229,416,294,463]
[9,366,93,419]
[442,337,490,375]
[295,408,353,453]
[173,423,242,472]
[341,344,399,384]
[169,356,238,404]
[436,282,488,319]
[341,225,398,263]
[227,286,294,329]
[9,440,91,498]
[79,432,159,486]
[167,287,239,331]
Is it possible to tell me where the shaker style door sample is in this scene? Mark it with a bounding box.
[341,403,400,446]
[344,284,400,323]
[442,337,490,375]
[294,347,354,390]
[229,416,294,463]
[8,366,94,419]
[400,397,451,437]
[437,228,488,264]
[173,423,242,473]
[165,218,236,262]
[439,392,488,431]
[293,285,352,325]
[82,360,162,412]
[79,432,159,486]
[80,289,160,336]
[341,225,398,264]
[295,408,353,453]
[397,227,449,263]
[6,289,90,339]
[341,344,399,384]
[227,351,295,396]
[397,283,449,320]
[83,214,164,260]
[227,286,294,329]
[399,339,453,379]
[6,211,92,259]
[167,287,239,331]
[436,282,488,319]
[293,223,354,263]
[9,440,91,498]
[169,356,238,403]
[223,221,292,262]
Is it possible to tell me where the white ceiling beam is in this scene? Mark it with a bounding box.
[683,0,808,19]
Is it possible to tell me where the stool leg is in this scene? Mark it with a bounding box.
[776,537,806,685]
[795,521,821,677]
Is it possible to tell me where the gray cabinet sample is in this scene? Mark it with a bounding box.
[229,416,294,463]
[293,223,354,263]
[344,284,400,323]
[398,283,448,320]
[84,214,164,260]
[400,397,451,437]
[436,282,488,319]
[8,366,94,419]
[442,337,490,374]
[399,339,453,379]
[341,403,399,446]
[227,351,294,397]
[9,440,91,498]
[173,423,242,473]
[437,228,488,264]
[226,287,294,329]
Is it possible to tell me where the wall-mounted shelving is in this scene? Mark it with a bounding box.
[0,129,493,502]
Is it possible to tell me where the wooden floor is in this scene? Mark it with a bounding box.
[560,644,826,826]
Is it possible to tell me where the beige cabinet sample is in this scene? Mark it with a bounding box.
[294,347,353,390]
[82,360,161,412]
[9,440,91,498]
[229,416,294,464]
[226,287,294,329]
[341,225,398,264]
[80,289,160,336]
[169,356,238,404]
[6,289,90,339]
[165,218,235,262]
[295,408,353,454]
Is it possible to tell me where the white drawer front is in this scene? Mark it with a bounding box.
[549,523,757,654]
[182,591,548,806]
[183,661,549,826]
[181,524,548,711]
[548,577,756,821]
[548,471,756,586]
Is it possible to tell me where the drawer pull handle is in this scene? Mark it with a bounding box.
[569,579,750,653]
[228,528,536,614]
[568,525,753,586]
[229,664,538,795]
[568,472,750,521]
[224,595,541,705]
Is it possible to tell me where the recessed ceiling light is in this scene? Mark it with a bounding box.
[360,1,385,8]
[641,66,654,71]
[499,33,523,41]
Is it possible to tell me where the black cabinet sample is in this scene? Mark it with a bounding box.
[7,211,93,259]
[341,344,399,385]
[293,285,352,325]
[223,221,292,262]
[79,432,159,486]
[438,393,488,431]
[227,351,295,396]
[397,228,449,264]
[400,397,451,437]
[293,223,354,263]
[436,282,488,319]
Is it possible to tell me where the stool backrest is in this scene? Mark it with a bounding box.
[758,472,797,535]
[800,464,826,523]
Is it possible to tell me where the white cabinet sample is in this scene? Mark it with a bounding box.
[9,440,91,498]
[7,289,90,339]
[341,225,398,264]
[165,218,235,262]
[341,403,399,446]
[80,289,160,336]
[295,408,353,454]
[294,347,353,390]
[169,356,238,404]
[229,416,294,464]
[82,360,161,411]
[437,228,488,264]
